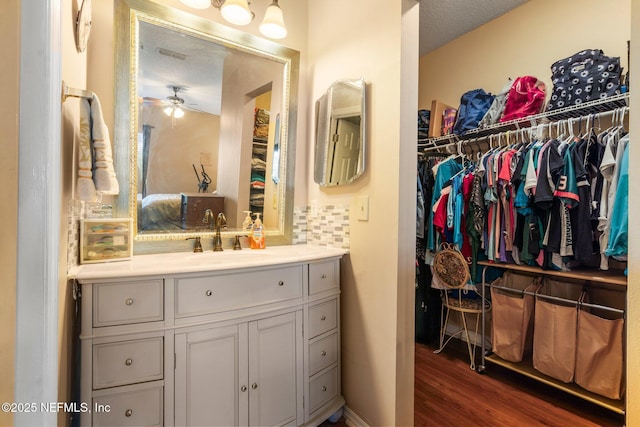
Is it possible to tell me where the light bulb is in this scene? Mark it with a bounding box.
[164,106,174,116]
[220,0,252,26]
[179,0,212,9]
[259,1,287,39]
[173,107,185,118]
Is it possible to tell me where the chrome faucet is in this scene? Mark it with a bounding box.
[202,209,226,251]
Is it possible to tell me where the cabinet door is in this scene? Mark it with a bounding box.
[175,324,249,427]
[249,311,303,427]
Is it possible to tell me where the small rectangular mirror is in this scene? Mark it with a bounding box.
[314,78,366,187]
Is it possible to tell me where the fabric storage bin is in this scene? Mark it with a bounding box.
[575,287,625,400]
[490,272,541,362]
[532,278,584,383]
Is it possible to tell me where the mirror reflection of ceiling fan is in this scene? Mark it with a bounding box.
[143,86,204,119]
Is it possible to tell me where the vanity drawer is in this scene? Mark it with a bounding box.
[309,367,338,414]
[309,332,338,376]
[93,385,163,427]
[175,266,303,318]
[309,260,338,295]
[93,280,163,327]
[308,299,337,339]
[93,337,164,390]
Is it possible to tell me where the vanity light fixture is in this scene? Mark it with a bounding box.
[259,0,287,39]
[179,0,287,39]
[220,0,253,26]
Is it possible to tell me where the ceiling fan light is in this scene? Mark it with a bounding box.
[259,1,287,39]
[220,0,253,26]
[173,106,185,118]
[179,0,212,10]
[163,106,174,116]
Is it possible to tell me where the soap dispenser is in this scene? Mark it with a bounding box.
[242,211,253,234]
[250,213,265,249]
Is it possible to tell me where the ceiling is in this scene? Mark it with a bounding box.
[419,0,529,55]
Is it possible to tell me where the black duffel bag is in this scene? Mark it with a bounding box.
[546,49,622,111]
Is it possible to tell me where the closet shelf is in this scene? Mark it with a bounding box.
[484,355,625,414]
[477,261,627,287]
[420,92,629,148]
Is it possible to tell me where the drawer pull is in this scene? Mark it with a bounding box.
[252,383,258,390]
[321,386,327,392]
[278,281,284,286]
[241,385,247,392]
[206,290,212,296]
[125,298,134,306]
[321,350,327,357]
[321,273,327,279]
[125,358,133,366]
[320,314,326,321]
[125,409,133,417]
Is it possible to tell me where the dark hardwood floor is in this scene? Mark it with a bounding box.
[318,339,624,426]
[415,340,625,427]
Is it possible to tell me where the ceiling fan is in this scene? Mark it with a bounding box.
[142,86,203,118]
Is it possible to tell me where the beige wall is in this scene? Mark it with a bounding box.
[0,1,20,426]
[307,0,418,425]
[419,0,630,110]
[143,108,220,194]
[419,0,639,424]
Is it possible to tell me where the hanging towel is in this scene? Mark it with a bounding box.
[77,98,97,201]
[76,93,120,201]
[89,93,119,195]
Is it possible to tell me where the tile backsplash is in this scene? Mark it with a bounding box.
[293,204,350,250]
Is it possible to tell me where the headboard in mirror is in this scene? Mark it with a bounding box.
[114,0,299,253]
[314,78,366,187]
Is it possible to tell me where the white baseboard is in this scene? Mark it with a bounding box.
[343,406,369,427]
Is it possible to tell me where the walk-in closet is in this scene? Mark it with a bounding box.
[416,0,630,424]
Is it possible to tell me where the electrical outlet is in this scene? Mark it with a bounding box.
[356,196,369,221]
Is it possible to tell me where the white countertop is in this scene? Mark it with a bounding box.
[70,244,348,281]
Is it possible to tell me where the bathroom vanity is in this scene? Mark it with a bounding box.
[72,245,346,427]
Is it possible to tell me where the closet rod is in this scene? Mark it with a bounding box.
[487,282,625,315]
[61,80,93,102]
[419,104,629,154]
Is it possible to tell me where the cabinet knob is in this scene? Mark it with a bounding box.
[125,298,134,306]
[125,409,133,417]
[321,386,327,392]
[321,274,327,279]
[321,350,327,357]
[206,290,212,296]
[241,385,247,392]
[320,315,326,321]
[251,383,258,390]
[278,281,284,286]
[125,358,133,366]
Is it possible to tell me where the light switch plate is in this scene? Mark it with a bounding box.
[356,196,369,221]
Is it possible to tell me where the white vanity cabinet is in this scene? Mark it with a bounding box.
[74,246,346,427]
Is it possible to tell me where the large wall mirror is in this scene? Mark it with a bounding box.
[314,78,366,187]
[114,0,299,252]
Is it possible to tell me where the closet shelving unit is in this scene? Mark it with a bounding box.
[478,261,626,415]
[250,109,269,218]
[419,92,630,416]
[418,92,629,152]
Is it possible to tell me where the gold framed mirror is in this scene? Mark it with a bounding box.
[113,0,299,253]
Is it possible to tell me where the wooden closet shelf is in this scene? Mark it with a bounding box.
[478,261,627,286]
[484,354,625,415]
